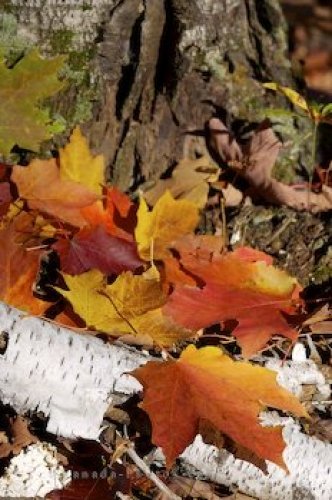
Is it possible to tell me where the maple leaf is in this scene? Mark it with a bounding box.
[53,225,143,275]
[0,417,38,459]
[57,269,193,346]
[0,219,49,315]
[160,235,224,290]
[81,186,135,240]
[132,345,308,469]
[12,158,99,227]
[0,182,12,220]
[172,234,224,262]
[0,49,66,156]
[161,256,197,291]
[164,249,301,356]
[59,127,104,196]
[143,157,219,209]
[231,246,273,264]
[0,182,11,205]
[135,191,199,260]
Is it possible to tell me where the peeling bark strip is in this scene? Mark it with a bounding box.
[183,423,332,500]
[4,0,299,190]
[0,302,147,438]
[0,302,331,499]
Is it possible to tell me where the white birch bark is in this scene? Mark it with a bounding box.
[0,302,147,439]
[0,302,331,500]
[0,443,71,498]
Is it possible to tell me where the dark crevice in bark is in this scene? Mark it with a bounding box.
[133,94,143,122]
[109,0,127,17]
[169,104,180,127]
[224,54,235,75]
[131,149,145,191]
[252,33,268,79]
[115,9,145,120]
[254,0,273,33]
[244,2,266,80]
[111,117,131,170]
[154,0,180,97]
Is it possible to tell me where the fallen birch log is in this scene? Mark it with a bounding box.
[0,302,331,499]
[0,302,147,439]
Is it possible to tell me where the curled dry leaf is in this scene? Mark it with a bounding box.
[143,156,219,209]
[132,345,307,469]
[0,417,38,459]
[303,305,332,334]
[209,118,332,212]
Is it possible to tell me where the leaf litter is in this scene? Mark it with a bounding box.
[0,75,330,497]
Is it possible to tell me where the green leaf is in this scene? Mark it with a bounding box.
[0,49,66,156]
[262,108,302,120]
[321,103,332,117]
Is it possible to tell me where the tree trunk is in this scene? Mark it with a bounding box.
[1,0,299,190]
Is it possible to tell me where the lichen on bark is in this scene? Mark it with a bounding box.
[1,0,312,188]
[0,1,110,135]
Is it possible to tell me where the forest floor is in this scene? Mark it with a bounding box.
[0,3,330,500]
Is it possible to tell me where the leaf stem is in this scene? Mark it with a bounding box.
[308,120,319,206]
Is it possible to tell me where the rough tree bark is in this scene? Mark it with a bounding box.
[1,0,300,189]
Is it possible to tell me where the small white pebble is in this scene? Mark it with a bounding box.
[291,343,307,363]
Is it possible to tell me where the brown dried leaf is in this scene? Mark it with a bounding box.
[143,157,219,209]
[303,305,332,334]
[209,118,332,213]
[0,416,38,458]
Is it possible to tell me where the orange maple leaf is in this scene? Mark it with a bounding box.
[81,186,134,240]
[160,234,225,289]
[12,158,98,227]
[132,345,308,469]
[163,247,301,356]
[0,220,49,315]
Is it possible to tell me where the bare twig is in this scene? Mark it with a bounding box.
[126,444,181,500]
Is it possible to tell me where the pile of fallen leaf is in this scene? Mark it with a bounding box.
[0,49,331,499]
[0,122,328,496]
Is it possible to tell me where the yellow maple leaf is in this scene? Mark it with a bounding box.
[59,127,104,196]
[135,191,199,260]
[56,270,114,333]
[57,268,193,346]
